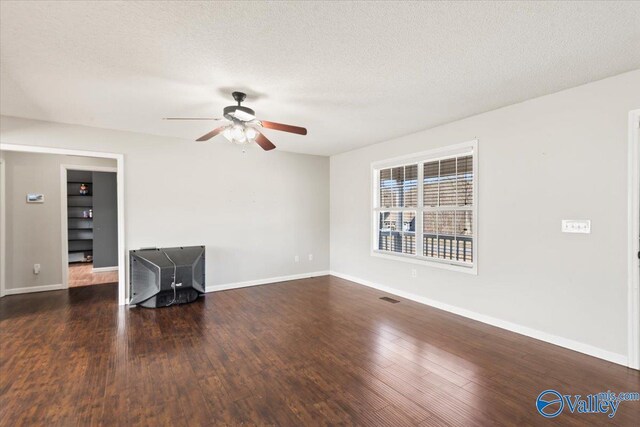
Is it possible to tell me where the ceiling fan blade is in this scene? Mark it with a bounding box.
[255,132,276,151]
[259,120,307,135]
[163,117,223,121]
[196,126,226,142]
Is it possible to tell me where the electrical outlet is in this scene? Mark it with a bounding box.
[294,255,299,263]
[308,254,313,261]
[411,269,417,278]
[33,264,41,275]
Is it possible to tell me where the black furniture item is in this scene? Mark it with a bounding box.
[67,170,94,263]
[129,246,205,308]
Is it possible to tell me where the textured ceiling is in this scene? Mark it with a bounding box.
[1,1,639,155]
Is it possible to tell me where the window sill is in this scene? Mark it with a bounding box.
[370,250,477,275]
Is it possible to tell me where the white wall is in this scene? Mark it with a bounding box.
[330,70,640,360]
[0,118,330,292]
[0,151,116,291]
[2,70,636,362]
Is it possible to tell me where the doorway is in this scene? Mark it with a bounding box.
[0,143,126,305]
[63,166,118,288]
[629,109,640,370]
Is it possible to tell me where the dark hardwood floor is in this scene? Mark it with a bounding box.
[1,275,638,426]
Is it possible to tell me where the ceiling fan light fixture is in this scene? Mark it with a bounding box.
[245,127,257,141]
[223,127,233,142]
[170,91,307,150]
[231,125,246,142]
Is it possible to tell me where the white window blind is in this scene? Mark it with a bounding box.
[372,141,477,271]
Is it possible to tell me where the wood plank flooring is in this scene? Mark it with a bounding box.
[0,275,638,426]
[68,263,119,287]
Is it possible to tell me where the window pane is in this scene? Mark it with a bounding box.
[423,212,437,257]
[402,211,415,232]
[423,161,439,207]
[378,212,417,255]
[437,211,455,259]
[380,167,401,208]
[380,165,418,208]
[379,168,392,208]
[455,210,472,237]
[390,167,403,207]
[378,212,390,251]
[457,155,473,206]
[439,158,457,206]
[423,155,473,208]
[378,211,401,252]
[437,211,455,236]
[378,231,391,251]
[455,211,473,263]
[403,232,415,255]
[402,212,415,255]
[380,211,400,231]
[403,164,417,207]
[422,210,473,263]
[377,150,474,267]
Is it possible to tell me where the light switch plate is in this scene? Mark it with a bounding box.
[562,219,591,234]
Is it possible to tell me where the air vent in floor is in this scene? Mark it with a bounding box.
[379,296,400,304]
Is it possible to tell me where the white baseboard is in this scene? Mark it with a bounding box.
[330,271,628,367]
[206,270,330,293]
[92,266,118,273]
[3,284,65,295]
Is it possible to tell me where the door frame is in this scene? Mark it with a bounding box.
[628,109,640,370]
[0,143,127,305]
[61,164,118,290]
[0,158,5,298]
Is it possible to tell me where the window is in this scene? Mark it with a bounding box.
[372,140,477,272]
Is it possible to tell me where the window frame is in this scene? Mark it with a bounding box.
[371,139,478,274]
